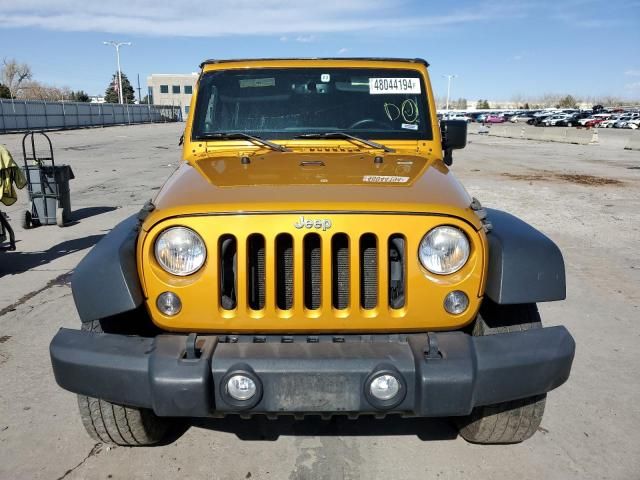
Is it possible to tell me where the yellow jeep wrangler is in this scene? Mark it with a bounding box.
[50,58,574,445]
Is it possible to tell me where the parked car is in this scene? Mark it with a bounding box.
[510,112,536,123]
[578,114,610,126]
[613,113,640,128]
[556,113,587,127]
[599,116,623,128]
[445,114,472,123]
[540,114,573,126]
[627,119,640,129]
[584,117,607,128]
[484,115,506,124]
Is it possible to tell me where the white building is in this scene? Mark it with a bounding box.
[146,73,198,119]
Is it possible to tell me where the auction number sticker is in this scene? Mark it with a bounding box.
[369,78,421,94]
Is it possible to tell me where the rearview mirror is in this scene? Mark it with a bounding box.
[440,120,467,166]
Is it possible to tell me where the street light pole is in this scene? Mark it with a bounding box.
[103,41,131,104]
[443,74,457,111]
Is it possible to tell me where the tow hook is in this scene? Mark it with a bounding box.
[185,333,201,359]
[424,333,442,360]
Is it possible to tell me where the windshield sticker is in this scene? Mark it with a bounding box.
[369,78,421,95]
[384,103,401,121]
[239,78,276,88]
[321,74,330,82]
[401,123,418,130]
[363,175,410,183]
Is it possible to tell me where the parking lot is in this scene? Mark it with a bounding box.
[1,123,639,479]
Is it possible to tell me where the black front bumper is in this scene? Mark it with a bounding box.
[50,327,574,417]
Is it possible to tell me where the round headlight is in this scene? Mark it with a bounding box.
[419,226,470,275]
[155,227,206,276]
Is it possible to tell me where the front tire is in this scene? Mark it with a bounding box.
[76,320,171,446]
[457,301,547,444]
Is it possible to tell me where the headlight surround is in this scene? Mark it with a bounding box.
[419,226,470,275]
[154,226,206,276]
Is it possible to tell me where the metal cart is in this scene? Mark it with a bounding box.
[21,131,74,228]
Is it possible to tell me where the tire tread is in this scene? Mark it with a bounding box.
[75,320,170,446]
[458,301,547,444]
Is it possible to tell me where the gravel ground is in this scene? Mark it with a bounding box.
[0,124,639,480]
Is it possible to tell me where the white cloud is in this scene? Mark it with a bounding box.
[295,35,315,43]
[338,48,349,54]
[0,0,517,37]
[512,54,523,61]
[625,69,640,76]
[625,81,640,90]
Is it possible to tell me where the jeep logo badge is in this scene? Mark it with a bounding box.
[294,216,332,231]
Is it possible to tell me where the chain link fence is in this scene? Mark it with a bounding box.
[0,99,183,133]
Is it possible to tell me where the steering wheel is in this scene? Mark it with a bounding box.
[349,118,391,130]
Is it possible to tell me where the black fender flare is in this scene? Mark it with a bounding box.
[72,214,144,322]
[484,209,566,304]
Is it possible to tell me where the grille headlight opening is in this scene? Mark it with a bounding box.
[155,226,206,276]
[419,226,470,275]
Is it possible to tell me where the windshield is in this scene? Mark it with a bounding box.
[192,68,432,141]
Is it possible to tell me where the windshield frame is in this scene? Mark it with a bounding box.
[191,67,433,143]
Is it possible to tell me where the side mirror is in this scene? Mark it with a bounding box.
[440,120,467,166]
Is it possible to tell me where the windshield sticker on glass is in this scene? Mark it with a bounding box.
[369,78,421,95]
[363,175,410,183]
[401,123,418,130]
[321,74,330,82]
[239,78,276,88]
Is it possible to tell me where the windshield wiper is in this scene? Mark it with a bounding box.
[294,132,395,153]
[194,132,290,152]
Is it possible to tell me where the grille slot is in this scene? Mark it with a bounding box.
[388,234,406,309]
[304,234,322,310]
[276,233,294,310]
[247,234,265,310]
[360,234,378,309]
[332,234,350,309]
[219,235,237,310]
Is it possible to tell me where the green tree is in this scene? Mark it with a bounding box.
[476,99,490,109]
[0,83,10,98]
[69,90,90,102]
[141,94,152,105]
[455,98,468,109]
[524,102,530,110]
[556,95,578,109]
[104,72,135,104]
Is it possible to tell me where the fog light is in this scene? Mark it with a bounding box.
[227,375,257,401]
[369,374,400,401]
[444,290,469,315]
[156,291,181,316]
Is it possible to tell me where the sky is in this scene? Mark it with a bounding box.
[0,0,639,101]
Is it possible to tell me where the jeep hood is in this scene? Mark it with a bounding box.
[146,152,481,230]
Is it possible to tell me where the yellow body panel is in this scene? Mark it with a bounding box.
[138,58,488,333]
